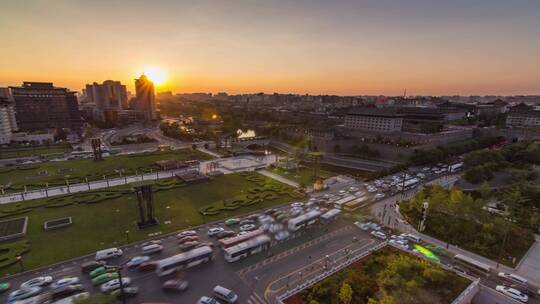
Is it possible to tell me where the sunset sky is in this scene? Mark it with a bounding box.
[1,0,539,96]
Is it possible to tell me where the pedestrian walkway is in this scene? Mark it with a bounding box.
[247,293,267,304]
[258,169,300,188]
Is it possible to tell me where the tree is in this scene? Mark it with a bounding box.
[339,282,353,304]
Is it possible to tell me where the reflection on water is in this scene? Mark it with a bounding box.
[237,129,256,138]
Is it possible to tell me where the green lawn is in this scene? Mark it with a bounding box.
[0,172,301,276]
[269,166,335,187]
[0,149,211,193]
[0,145,72,159]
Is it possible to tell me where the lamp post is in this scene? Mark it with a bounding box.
[16,255,23,272]
[125,230,130,244]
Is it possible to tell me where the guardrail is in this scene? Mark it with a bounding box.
[275,241,481,304]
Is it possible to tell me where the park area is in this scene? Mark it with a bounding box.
[0,171,303,276]
[0,149,211,193]
[269,166,335,187]
[284,246,470,304]
[400,185,535,267]
[0,144,72,159]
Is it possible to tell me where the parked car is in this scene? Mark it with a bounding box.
[495,285,528,303]
[91,272,118,286]
[7,287,42,302]
[179,241,200,252]
[240,224,257,232]
[126,256,150,268]
[224,218,240,226]
[21,276,53,288]
[81,261,106,274]
[207,227,225,237]
[111,287,139,300]
[162,279,189,292]
[177,230,197,238]
[138,261,158,272]
[51,277,80,289]
[100,277,131,293]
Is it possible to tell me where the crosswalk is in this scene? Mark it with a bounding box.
[247,293,267,304]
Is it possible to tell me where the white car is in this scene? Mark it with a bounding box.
[51,277,80,289]
[354,221,370,231]
[274,230,290,241]
[498,272,528,286]
[207,227,225,236]
[389,239,409,250]
[240,224,257,232]
[126,256,150,268]
[373,193,385,200]
[21,276,53,288]
[177,230,197,238]
[100,277,131,293]
[290,202,304,208]
[7,287,43,302]
[495,285,528,303]
[371,231,387,240]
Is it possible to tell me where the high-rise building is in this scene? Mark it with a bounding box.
[10,82,82,132]
[134,74,157,122]
[85,80,128,110]
[0,88,18,144]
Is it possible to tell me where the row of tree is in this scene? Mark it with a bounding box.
[298,247,469,304]
[409,136,501,165]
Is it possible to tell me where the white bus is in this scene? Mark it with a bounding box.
[320,209,341,224]
[219,228,264,249]
[453,254,491,276]
[333,195,357,209]
[343,196,369,212]
[288,210,321,231]
[224,235,271,262]
[397,178,420,191]
[156,246,213,276]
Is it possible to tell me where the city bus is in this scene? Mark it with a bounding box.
[320,209,341,224]
[288,210,321,231]
[218,228,264,249]
[396,178,420,191]
[343,196,369,212]
[453,254,491,277]
[223,235,271,262]
[155,246,213,276]
[333,195,357,209]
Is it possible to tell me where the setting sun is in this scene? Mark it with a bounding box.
[144,66,167,86]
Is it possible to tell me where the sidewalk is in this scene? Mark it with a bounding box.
[258,169,300,188]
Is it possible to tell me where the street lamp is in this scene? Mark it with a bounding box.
[125,230,130,244]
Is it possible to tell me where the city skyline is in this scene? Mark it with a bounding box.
[1,0,540,96]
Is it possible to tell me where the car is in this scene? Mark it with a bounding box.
[208,227,225,236]
[21,276,53,288]
[239,219,255,226]
[126,256,150,268]
[52,284,85,299]
[495,285,528,303]
[274,230,290,241]
[240,224,257,231]
[111,287,139,299]
[213,285,238,303]
[179,241,200,252]
[498,272,528,287]
[224,218,240,226]
[51,277,80,289]
[177,230,197,238]
[373,193,385,200]
[371,231,387,240]
[291,202,304,208]
[246,214,261,221]
[198,296,222,304]
[0,282,11,293]
[289,209,302,217]
[138,261,158,272]
[353,221,370,230]
[141,239,162,247]
[100,277,131,293]
[389,239,408,250]
[141,244,163,255]
[7,287,42,302]
[216,230,235,239]
[276,214,289,222]
[162,279,189,292]
[178,235,199,244]
[91,272,118,286]
[237,231,249,236]
[95,248,123,261]
[90,266,114,278]
[81,261,106,273]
